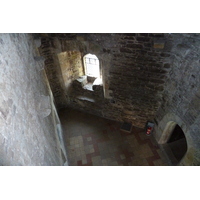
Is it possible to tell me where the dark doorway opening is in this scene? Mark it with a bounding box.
[167,124,187,165]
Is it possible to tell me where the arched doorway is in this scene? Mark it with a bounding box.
[161,122,188,165]
[155,113,194,165]
[167,124,187,165]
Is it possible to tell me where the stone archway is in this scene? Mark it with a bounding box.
[155,113,194,166]
[159,121,187,165]
[158,121,177,144]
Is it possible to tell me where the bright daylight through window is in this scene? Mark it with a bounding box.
[84,54,100,77]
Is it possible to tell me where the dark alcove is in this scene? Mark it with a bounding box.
[167,124,187,165]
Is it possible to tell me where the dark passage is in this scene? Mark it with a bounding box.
[167,124,187,164]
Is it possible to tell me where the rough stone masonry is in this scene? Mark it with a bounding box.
[38,33,171,128]
[1,33,200,165]
[0,33,66,165]
[37,33,200,165]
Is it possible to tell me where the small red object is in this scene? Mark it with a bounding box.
[146,122,154,136]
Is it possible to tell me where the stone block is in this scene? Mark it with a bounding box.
[136,37,151,42]
[120,47,133,53]
[149,33,164,37]
[76,76,87,86]
[154,43,165,49]
[34,38,41,48]
[126,43,143,49]
[34,56,45,71]
[163,63,170,68]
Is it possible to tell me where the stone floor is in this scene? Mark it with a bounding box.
[59,108,169,166]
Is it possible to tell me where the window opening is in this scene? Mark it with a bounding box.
[84,54,100,78]
[82,53,102,91]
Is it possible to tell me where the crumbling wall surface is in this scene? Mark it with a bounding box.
[153,34,200,165]
[0,33,63,165]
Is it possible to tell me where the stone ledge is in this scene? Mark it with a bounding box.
[77,96,95,103]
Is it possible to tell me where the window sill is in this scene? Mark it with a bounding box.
[77,96,95,103]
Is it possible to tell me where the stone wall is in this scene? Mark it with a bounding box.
[38,33,171,128]
[38,36,68,108]
[0,34,67,165]
[153,34,200,165]
[57,50,84,93]
[33,33,200,165]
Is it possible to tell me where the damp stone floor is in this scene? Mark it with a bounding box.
[59,108,169,166]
